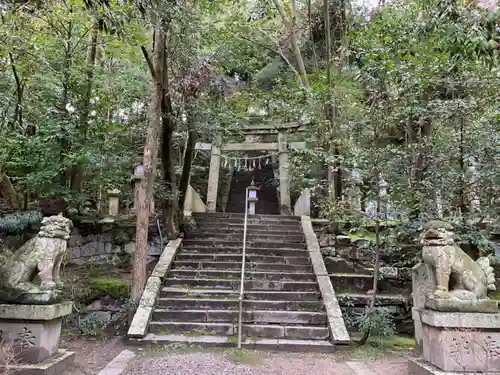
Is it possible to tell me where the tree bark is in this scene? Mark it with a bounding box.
[178,107,197,214]
[271,0,309,87]
[131,26,165,302]
[71,23,99,191]
[161,88,178,238]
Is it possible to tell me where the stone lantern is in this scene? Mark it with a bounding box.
[247,180,259,215]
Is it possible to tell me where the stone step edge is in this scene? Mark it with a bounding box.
[172,261,311,267]
[149,321,328,331]
[132,333,335,353]
[153,308,326,316]
[179,248,309,257]
[157,297,324,304]
[176,253,310,260]
[162,287,321,295]
[169,270,315,277]
[164,278,317,285]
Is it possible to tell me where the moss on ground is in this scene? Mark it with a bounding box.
[88,276,129,299]
[335,334,415,361]
[61,264,130,304]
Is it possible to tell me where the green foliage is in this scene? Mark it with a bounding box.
[0,211,42,233]
[89,277,129,299]
[357,308,396,339]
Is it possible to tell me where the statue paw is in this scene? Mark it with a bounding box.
[433,290,450,299]
[40,281,56,290]
[55,281,64,289]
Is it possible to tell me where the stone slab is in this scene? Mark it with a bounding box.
[137,277,161,307]
[0,302,72,321]
[135,333,335,353]
[301,215,350,344]
[127,305,152,338]
[346,361,378,375]
[0,349,75,375]
[408,356,489,375]
[426,297,498,313]
[413,307,500,328]
[97,349,135,375]
[151,238,182,278]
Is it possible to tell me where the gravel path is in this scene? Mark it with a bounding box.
[123,350,409,375]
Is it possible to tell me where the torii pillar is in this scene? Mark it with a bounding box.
[206,135,221,212]
[278,131,291,215]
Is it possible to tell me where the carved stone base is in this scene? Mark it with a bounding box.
[413,308,500,372]
[408,357,480,375]
[0,349,75,375]
[0,302,72,364]
[426,297,499,313]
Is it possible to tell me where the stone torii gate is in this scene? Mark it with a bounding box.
[196,123,307,215]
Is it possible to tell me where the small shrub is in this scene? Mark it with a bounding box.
[357,307,395,339]
[78,314,107,336]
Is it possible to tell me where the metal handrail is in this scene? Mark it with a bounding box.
[237,187,249,348]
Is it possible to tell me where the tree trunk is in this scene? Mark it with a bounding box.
[161,89,178,238]
[131,26,165,302]
[178,109,197,214]
[71,23,99,191]
[59,21,73,187]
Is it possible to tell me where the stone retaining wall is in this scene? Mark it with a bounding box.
[0,218,166,266]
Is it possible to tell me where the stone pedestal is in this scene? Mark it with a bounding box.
[0,302,75,375]
[409,308,500,374]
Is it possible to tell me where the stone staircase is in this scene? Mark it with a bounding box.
[226,165,279,214]
[142,212,336,351]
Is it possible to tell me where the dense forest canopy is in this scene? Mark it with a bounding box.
[0,0,497,229]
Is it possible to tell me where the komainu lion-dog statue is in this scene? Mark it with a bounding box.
[0,213,73,304]
[421,220,496,306]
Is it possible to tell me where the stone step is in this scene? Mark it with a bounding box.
[184,232,305,243]
[336,293,409,306]
[152,309,327,325]
[148,321,329,340]
[182,239,306,249]
[157,298,325,311]
[192,224,301,232]
[163,278,319,291]
[161,288,321,301]
[187,228,303,236]
[174,252,311,265]
[168,269,315,282]
[193,219,300,226]
[179,247,308,257]
[329,273,373,293]
[172,261,313,273]
[137,334,335,353]
[192,213,300,221]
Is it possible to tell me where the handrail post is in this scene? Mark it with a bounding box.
[237,187,249,348]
